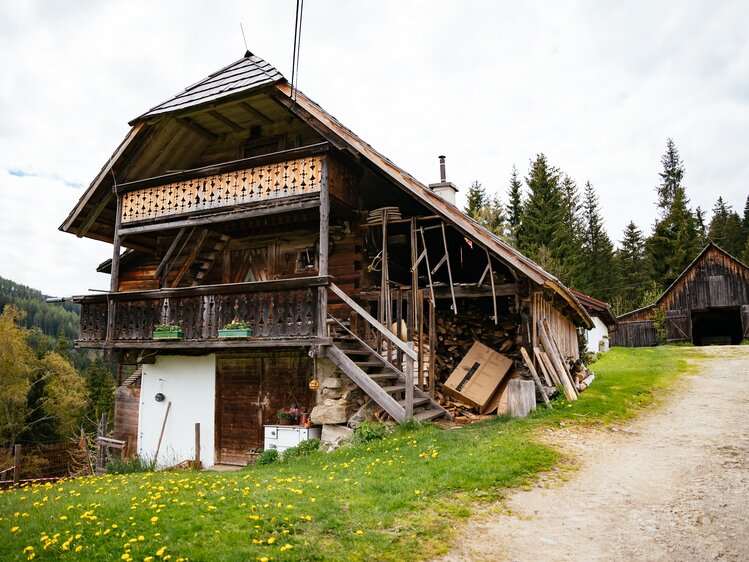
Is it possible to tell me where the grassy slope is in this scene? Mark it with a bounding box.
[0,347,698,562]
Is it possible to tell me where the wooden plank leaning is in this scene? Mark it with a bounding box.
[538,321,577,401]
[520,347,552,409]
[542,319,579,398]
[532,345,553,386]
[538,348,562,387]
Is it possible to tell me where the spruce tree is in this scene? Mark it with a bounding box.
[613,221,647,314]
[464,181,486,220]
[708,197,744,256]
[656,138,685,215]
[580,181,615,300]
[518,154,563,260]
[646,139,700,288]
[506,165,523,245]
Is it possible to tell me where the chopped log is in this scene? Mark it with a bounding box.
[520,347,552,409]
[579,373,595,391]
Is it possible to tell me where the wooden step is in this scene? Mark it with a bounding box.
[368,373,400,382]
[354,360,384,368]
[379,384,407,395]
[340,348,373,357]
[413,408,446,422]
[397,396,429,408]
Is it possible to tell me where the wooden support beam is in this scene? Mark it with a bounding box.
[317,159,330,339]
[238,101,273,124]
[533,346,553,386]
[172,229,210,287]
[154,228,186,279]
[78,193,113,238]
[162,227,195,285]
[539,320,577,401]
[207,110,243,132]
[175,117,218,142]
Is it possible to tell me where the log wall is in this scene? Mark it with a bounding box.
[532,291,579,360]
[114,386,140,456]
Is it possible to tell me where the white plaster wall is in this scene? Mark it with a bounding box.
[585,316,610,353]
[139,354,216,468]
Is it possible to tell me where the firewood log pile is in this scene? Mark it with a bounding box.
[432,305,521,385]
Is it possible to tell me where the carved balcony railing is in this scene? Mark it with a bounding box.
[75,277,329,346]
[120,153,324,225]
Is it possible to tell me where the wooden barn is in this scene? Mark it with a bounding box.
[569,290,618,353]
[612,243,749,347]
[61,51,591,467]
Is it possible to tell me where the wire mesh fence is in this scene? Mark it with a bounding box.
[0,436,94,487]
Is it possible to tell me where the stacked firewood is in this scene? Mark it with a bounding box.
[432,306,520,384]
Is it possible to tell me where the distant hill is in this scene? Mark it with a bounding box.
[0,276,80,340]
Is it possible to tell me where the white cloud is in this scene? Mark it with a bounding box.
[1,0,748,294]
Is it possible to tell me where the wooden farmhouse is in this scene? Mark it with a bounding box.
[61,51,592,467]
[612,243,749,347]
[569,290,618,353]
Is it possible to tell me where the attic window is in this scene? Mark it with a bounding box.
[296,247,317,272]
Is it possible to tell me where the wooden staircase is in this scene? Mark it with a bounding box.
[325,335,451,423]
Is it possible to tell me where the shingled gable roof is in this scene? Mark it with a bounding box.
[61,51,592,329]
[132,51,284,123]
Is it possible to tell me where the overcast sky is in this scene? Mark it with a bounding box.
[1,0,747,298]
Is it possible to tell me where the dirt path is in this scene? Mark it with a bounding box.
[437,346,749,561]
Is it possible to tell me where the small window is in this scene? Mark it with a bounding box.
[295,247,317,272]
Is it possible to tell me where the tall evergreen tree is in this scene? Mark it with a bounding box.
[613,221,647,314]
[708,196,744,256]
[646,139,700,288]
[506,165,523,245]
[656,138,685,215]
[580,181,615,300]
[742,195,749,263]
[464,181,487,220]
[517,155,583,285]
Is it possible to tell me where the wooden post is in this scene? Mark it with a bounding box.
[428,299,436,398]
[520,347,552,409]
[405,342,414,418]
[13,444,20,485]
[317,159,330,340]
[153,401,172,469]
[418,291,425,390]
[194,422,201,470]
[539,323,577,401]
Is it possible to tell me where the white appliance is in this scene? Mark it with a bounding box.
[264,425,321,453]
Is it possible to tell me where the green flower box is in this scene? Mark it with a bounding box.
[218,328,253,338]
[153,329,184,340]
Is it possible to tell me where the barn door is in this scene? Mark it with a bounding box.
[215,356,264,465]
[741,305,749,339]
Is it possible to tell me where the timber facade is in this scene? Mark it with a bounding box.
[612,244,749,347]
[62,51,591,466]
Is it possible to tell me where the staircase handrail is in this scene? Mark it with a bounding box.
[329,283,417,361]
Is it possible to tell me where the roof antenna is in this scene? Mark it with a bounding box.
[290,0,304,101]
[239,23,250,56]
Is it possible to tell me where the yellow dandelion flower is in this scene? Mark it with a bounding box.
[150,516,159,524]
[267,537,276,544]
[156,546,168,556]
[355,530,364,535]
[75,545,83,552]
[23,546,34,553]
[11,526,20,533]
[144,558,154,562]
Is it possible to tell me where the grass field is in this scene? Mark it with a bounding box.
[0,346,699,561]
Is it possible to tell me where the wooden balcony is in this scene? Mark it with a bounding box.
[120,153,324,225]
[75,277,329,349]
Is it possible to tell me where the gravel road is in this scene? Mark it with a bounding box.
[436,346,749,561]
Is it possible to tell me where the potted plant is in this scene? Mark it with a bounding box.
[276,406,300,425]
[218,319,253,338]
[153,322,183,340]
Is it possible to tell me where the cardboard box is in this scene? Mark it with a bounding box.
[442,341,513,409]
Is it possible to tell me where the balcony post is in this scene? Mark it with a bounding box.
[317,158,329,340]
[107,192,124,342]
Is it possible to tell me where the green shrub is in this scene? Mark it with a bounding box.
[281,439,320,462]
[256,448,279,465]
[352,420,391,444]
[105,456,152,474]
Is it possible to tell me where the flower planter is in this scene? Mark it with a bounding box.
[153,329,184,340]
[218,328,253,338]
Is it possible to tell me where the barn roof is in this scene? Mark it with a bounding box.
[61,50,592,329]
[132,51,284,122]
[569,289,618,330]
[616,243,749,321]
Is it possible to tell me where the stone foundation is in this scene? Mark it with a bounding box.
[309,358,366,425]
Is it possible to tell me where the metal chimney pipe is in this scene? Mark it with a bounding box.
[439,155,446,182]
